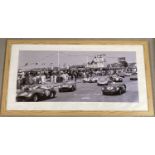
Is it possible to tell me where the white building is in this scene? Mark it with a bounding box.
[86,54,107,68]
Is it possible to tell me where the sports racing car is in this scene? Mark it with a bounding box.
[97,76,110,86]
[101,82,126,95]
[16,84,56,102]
[59,81,76,92]
[130,73,138,80]
[111,75,123,82]
[83,77,98,83]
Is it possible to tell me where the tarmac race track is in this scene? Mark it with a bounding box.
[43,77,138,103]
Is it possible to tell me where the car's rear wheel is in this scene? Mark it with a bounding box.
[33,94,39,102]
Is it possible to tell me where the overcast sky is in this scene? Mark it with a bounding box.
[18,50,136,68]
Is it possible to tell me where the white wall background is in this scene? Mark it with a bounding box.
[0,0,155,38]
[0,0,155,155]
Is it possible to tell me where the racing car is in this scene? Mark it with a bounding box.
[16,84,56,102]
[97,76,110,86]
[59,81,76,92]
[111,75,123,82]
[83,77,98,83]
[130,73,138,80]
[101,82,126,95]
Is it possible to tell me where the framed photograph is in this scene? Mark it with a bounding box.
[1,39,154,116]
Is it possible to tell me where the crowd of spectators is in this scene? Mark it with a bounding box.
[17,68,108,89]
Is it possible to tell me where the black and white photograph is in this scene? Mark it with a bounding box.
[2,41,152,115]
[16,50,138,103]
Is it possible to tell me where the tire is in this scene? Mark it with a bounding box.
[71,86,74,91]
[50,92,55,98]
[123,86,126,93]
[124,87,126,93]
[33,94,39,102]
[118,89,122,95]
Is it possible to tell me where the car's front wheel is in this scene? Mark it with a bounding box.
[50,92,55,98]
[123,86,126,93]
[118,89,122,95]
[71,86,75,91]
[33,94,39,102]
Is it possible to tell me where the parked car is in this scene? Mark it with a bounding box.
[59,81,76,92]
[83,77,98,83]
[97,76,111,86]
[101,82,126,95]
[130,73,138,80]
[16,84,56,102]
[111,75,123,82]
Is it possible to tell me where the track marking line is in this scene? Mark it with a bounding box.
[81,97,91,100]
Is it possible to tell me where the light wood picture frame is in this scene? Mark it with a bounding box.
[0,39,154,116]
